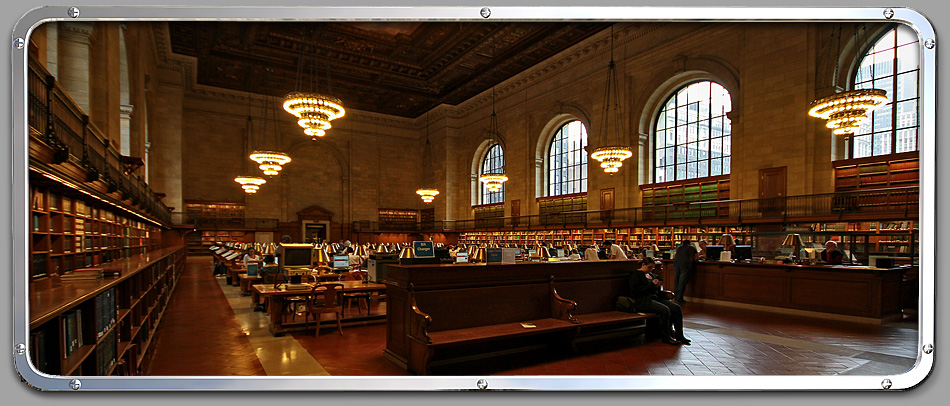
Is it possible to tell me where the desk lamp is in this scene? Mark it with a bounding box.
[782,233,804,264]
[471,247,486,263]
[399,246,415,259]
[313,246,331,269]
[718,234,736,251]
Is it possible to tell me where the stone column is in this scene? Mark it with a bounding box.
[56,22,93,113]
[120,104,134,156]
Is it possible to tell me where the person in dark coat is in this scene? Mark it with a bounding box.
[673,239,698,304]
[820,240,845,264]
[626,258,690,345]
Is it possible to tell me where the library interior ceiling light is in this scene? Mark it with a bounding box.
[284,29,345,140]
[477,37,508,193]
[808,89,887,138]
[249,151,292,176]
[416,112,440,203]
[416,188,440,203]
[478,173,508,192]
[234,176,266,194]
[590,25,633,174]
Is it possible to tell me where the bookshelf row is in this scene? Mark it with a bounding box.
[186,230,248,255]
[30,186,163,279]
[30,247,185,376]
[183,200,245,219]
[833,151,919,192]
[460,225,753,251]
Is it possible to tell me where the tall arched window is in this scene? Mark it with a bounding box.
[548,120,588,196]
[479,143,505,204]
[654,81,732,183]
[852,25,919,158]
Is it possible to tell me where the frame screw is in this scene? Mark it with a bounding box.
[69,379,82,390]
[881,379,892,389]
[924,39,935,49]
[923,344,934,354]
[476,379,488,390]
[14,38,25,49]
[68,7,80,18]
[883,8,894,19]
[480,7,491,18]
[14,343,26,355]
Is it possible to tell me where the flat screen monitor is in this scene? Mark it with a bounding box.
[456,252,469,263]
[245,263,259,277]
[333,255,349,268]
[280,245,313,267]
[734,245,753,261]
[705,245,724,261]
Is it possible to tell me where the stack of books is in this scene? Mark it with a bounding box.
[60,268,121,280]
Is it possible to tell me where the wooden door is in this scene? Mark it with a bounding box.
[511,200,520,227]
[600,188,614,224]
[759,167,787,217]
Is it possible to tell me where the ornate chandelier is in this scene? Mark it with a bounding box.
[234,176,266,194]
[478,174,508,192]
[249,151,291,176]
[283,92,345,139]
[590,26,633,174]
[415,113,440,203]
[808,89,887,137]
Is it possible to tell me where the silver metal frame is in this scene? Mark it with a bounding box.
[11,6,935,391]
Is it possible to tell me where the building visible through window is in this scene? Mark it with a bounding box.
[654,81,732,183]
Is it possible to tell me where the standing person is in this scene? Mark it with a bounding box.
[673,239,698,304]
[584,244,601,261]
[621,258,690,345]
[606,240,628,260]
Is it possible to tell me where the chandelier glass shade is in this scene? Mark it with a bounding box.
[808,89,887,137]
[283,92,345,139]
[234,176,266,194]
[416,188,440,203]
[478,173,509,192]
[249,151,292,176]
[590,145,634,173]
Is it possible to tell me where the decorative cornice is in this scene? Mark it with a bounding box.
[58,22,93,45]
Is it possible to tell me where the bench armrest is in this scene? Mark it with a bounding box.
[408,288,433,344]
[550,276,579,324]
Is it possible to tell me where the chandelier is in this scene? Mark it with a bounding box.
[479,174,508,192]
[283,92,345,139]
[234,176,266,194]
[249,151,291,176]
[415,112,440,203]
[477,37,508,192]
[808,24,887,140]
[284,30,345,140]
[808,89,887,137]
[590,26,633,174]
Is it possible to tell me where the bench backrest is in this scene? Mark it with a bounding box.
[412,282,552,332]
[554,276,629,315]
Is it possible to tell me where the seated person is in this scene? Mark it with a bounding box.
[260,254,280,277]
[697,240,708,260]
[566,249,581,261]
[621,258,690,345]
[820,240,845,265]
[346,247,362,267]
[243,248,262,269]
[583,245,601,261]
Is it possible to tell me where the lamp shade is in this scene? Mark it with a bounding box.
[718,234,736,247]
[313,246,331,264]
[782,234,804,247]
[539,246,552,259]
[354,245,367,257]
[376,244,388,254]
[471,247,487,262]
[399,246,415,259]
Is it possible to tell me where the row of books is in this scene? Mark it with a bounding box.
[96,331,117,376]
[95,287,117,340]
[63,309,83,358]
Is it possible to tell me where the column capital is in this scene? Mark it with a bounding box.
[59,22,94,45]
[120,104,134,118]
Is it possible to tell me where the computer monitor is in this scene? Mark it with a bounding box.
[456,252,469,263]
[705,245,724,261]
[733,245,753,261]
[279,243,313,267]
[245,263,259,277]
[333,255,349,268]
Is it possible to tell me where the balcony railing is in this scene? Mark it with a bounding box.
[353,186,918,233]
[28,58,171,225]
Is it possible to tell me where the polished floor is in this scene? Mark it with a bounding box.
[146,256,919,376]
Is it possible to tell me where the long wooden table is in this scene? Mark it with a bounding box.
[251,281,387,336]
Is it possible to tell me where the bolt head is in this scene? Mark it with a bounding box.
[881,379,892,389]
[476,379,488,390]
[69,379,82,390]
[68,7,80,18]
[923,344,934,354]
[15,343,26,355]
[925,39,935,49]
[883,8,894,19]
[480,7,491,18]
[14,38,25,50]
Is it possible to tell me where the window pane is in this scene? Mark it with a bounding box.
[698,120,710,140]
[896,71,918,100]
[872,104,893,132]
[686,143,697,161]
[676,146,688,164]
[698,160,709,178]
[656,148,666,167]
[652,81,732,181]
[676,164,686,180]
[897,44,919,73]
[853,134,872,158]
[698,140,709,160]
[723,156,731,174]
[547,120,588,196]
[896,100,917,128]
[656,129,666,148]
[873,132,891,156]
[896,128,917,153]
[722,137,732,156]
[711,138,722,158]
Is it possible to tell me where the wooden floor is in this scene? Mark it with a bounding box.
[145,256,919,377]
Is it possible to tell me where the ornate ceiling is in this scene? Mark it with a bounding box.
[167,22,610,118]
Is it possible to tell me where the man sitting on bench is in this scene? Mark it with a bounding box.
[619,258,690,345]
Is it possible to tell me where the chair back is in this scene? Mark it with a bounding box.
[308,283,344,310]
[340,271,365,282]
[262,272,286,288]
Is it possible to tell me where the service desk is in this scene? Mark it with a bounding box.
[659,260,907,322]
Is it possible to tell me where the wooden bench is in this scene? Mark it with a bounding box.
[407,278,578,375]
[553,276,656,347]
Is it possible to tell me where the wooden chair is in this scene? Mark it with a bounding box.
[259,272,286,311]
[285,275,316,322]
[340,271,372,314]
[304,283,344,337]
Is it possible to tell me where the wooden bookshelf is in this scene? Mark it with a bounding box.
[183,200,245,219]
[833,151,919,192]
[459,225,753,250]
[378,209,418,229]
[30,247,185,376]
[538,194,587,225]
[641,175,730,220]
[30,186,163,280]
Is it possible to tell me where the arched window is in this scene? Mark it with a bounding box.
[654,81,732,183]
[479,143,505,204]
[547,120,588,196]
[851,25,919,158]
